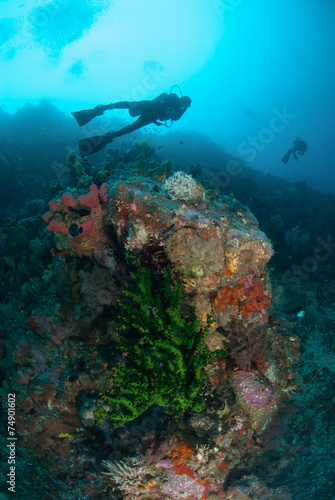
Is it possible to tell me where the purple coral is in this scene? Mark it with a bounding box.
[234,371,276,408]
[162,469,205,498]
[238,270,257,289]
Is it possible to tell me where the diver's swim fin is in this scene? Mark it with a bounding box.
[281,149,292,164]
[78,133,114,157]
[71,104,114,126]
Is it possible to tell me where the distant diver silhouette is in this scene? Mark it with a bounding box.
[281,137,307,164]
[72,86,191,157]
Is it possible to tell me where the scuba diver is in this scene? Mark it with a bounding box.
[281,137,308,164]
[71,89,192,157]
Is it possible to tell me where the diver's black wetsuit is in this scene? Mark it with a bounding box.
[281,138,307,164]
[77,92,191,157]
[103,92,190,140]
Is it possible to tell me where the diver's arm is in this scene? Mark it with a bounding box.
[171,106,188,121]
[165,95,189,121]
[159,94,185,121]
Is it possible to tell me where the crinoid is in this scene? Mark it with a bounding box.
[102,456,145,492]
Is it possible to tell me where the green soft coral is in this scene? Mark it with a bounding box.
[95,267,228,428]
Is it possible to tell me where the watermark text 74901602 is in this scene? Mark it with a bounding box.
[7,393,17,493]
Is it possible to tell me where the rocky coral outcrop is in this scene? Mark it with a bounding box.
[106,176,273,329]
[38,171,299,499]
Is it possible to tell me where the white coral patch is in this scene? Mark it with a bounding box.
[164,171,197,201]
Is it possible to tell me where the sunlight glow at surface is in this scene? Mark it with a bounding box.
[0,0,335,192]
[0,0,223,106]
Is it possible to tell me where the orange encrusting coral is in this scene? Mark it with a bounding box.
[171,443,209,500]
[220,459,229,470]
[173,463,196,477]
[172,442,195,466]
[212,280,271,318]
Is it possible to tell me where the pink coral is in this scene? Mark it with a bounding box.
[42,212,54,223]
[77,184,100,207]
[99,183,108,205]
[81,219,98,237]
[48,200,63,211]
[61,192,77,208]
[47,220,68,235]
[45,185,110,257]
